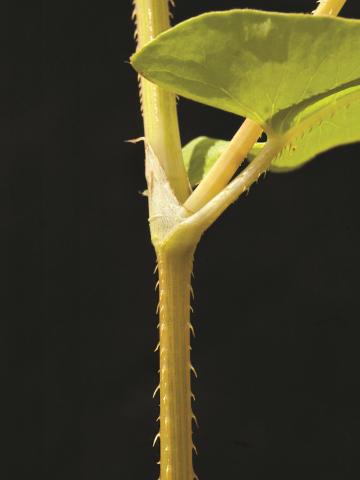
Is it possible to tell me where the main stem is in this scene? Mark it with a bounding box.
[134,1,196,478]
[157,248,196,480]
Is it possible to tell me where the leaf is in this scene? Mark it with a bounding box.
[133,10,360,171]
[269,80,360,169]
[184,78,360,174]
[182,137,264,186]
[132,10,360,127]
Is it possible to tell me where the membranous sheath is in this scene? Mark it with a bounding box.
[133,0,190,203]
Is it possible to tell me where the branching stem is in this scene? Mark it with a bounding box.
[181,139,284,234]
[183,119,263,213]
[133,2,348,479]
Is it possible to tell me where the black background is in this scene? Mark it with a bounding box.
[5,1,360,479]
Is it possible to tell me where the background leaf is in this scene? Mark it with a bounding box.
[182,137,264,185]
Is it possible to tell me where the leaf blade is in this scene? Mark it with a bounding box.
[134,10,360,173]
[131,10,360,128]
[271,81,360,169]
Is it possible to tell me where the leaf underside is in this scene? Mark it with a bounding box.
[132,9,360,175]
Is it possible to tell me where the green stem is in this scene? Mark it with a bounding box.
[181,139,283,234]
[313,0,347,16]
[156,247,196,480]
[184,118,263,213]
[132,2,349,479]
[133,2,196,478]
[134,0,190,203]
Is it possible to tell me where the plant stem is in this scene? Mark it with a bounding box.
[183,119,263,213]
[134,0,190,203]
[156,247,196,480]
[183,139,284,234]
[134,2,196,478]
[313,0,346,16]
[133,2,348,479]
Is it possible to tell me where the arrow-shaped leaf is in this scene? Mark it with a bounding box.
[132,10,360,172]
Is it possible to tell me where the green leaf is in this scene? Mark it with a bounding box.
[270,80,360,169]
[182,137,264,186]
[132,10,360,171]
[132,10,360,127]
[184,78,360,174]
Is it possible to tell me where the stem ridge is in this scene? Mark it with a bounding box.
[156,249,197,480]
